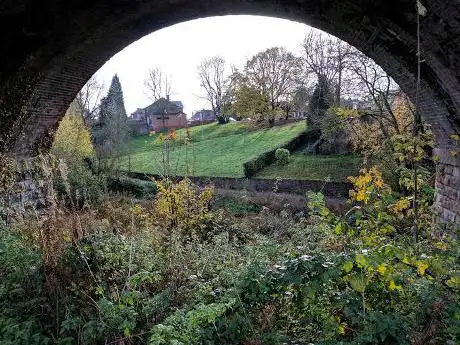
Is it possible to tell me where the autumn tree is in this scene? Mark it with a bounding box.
[197,56,230,124]
[232,85,274,121]
[244,47,302,124]
[52,100,94,163]
[144,67,172,101]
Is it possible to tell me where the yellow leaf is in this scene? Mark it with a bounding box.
[416,261,429,276]
[338,323,346,335]
[446,275,460,288]
[377,264,386,276]
[434,241,449,250]
[388,280,402,291]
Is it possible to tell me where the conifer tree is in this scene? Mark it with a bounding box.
[93,74,129,159]
[308,74,333,128]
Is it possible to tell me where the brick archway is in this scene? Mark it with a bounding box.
[0,0,459,223]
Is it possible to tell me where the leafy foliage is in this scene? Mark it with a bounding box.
[0,157,458,345]
[51,100,95,163]
[274,148,290,165]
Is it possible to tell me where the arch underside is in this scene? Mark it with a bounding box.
[0,0,459,223]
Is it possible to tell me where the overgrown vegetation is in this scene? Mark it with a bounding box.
[1,16,458,345]
[0,148,458,344]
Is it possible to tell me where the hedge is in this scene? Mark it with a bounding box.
[107,175,157,199]
[243,129,320,178]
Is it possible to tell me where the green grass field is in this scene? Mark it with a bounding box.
[255,152,362,182]
[123,121,307,177]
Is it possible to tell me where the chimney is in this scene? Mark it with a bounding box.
[166,94,170,101]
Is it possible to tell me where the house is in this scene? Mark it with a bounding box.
[191,109,216,123]
[128,96,187,134]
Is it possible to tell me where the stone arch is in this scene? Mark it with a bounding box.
[0,0,459,223]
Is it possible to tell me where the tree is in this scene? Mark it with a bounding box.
[232,85,273,121]
[197,56,229,124]
[302,29,353,105]
[308,74,334,127]
[93,74,129,159]
[52,100,94,163]
[244,47,302,124]
[75,76,104,126]
[291,86,311,118]
[347,50,402,139]
[144,67,172,101]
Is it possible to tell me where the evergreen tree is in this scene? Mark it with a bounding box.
[308,74,333,128]
[93,74,129,159]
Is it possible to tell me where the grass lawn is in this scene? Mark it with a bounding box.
[123,121,306,177]
[255,152,363,182]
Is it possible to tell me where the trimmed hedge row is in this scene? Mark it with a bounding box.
[107,175,157,199]
[243,129,320,178]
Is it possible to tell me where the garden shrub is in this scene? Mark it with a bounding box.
[275,148,290,165]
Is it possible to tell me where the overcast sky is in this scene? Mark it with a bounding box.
[93,15,322,117]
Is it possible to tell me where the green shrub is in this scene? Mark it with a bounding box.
[275,148,290,165]
[107,175,157,199]
[0,233,50,344]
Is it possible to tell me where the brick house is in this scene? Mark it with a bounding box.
[129,97,187,134]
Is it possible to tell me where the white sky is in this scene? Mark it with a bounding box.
[93,15,319,117]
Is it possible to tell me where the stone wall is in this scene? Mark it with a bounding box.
[0,161,47,223]
[124,171,352,198]
[433,148,460,227]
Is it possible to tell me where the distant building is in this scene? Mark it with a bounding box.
[128,96,187,135]
[191,109,216,122]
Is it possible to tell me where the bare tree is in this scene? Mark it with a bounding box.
[197,56,229,123]
[244,47,302,113]
[302,29,353,105]
[144,67,172,101]
[348,50,402,138]
[75,76,104,126]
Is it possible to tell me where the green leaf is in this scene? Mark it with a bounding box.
[355,254,367,268]
[343,260,354,273]
[335,222,343,235]
[349,277,366,293]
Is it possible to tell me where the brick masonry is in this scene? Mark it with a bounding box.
[0,0,459,224]
[433,148,460,227]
